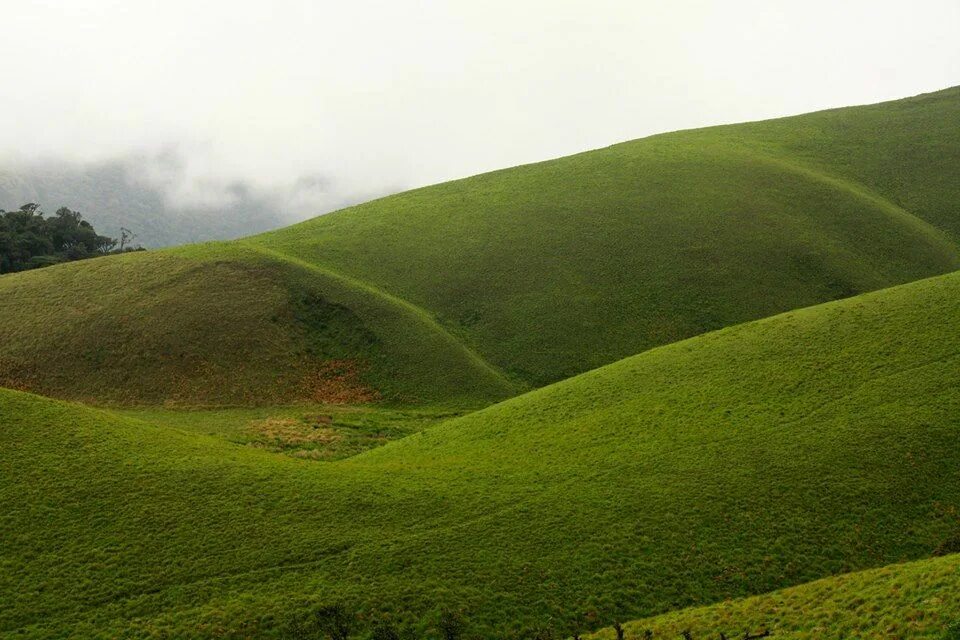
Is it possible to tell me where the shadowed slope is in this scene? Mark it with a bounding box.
[0,243,516,406]
[3,269,960,637]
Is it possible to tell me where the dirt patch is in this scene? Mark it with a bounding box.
[246,417,342,446]
[300,359,381,404]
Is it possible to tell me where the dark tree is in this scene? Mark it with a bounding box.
[0,203,135,274]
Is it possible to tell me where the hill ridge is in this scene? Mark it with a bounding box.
[755,152,956,245]
[587,553,960,639]
[240,242,518,392]
[3,86,960,405]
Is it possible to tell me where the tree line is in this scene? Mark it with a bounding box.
[0,203,143,274]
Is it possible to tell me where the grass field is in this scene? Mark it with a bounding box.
[587,554,960,639]
[2,87,959,405]
[4,267,960,638]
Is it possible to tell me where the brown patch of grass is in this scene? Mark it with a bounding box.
[246,417,341,446]
[300,359,381,404]
[0,357,37,393]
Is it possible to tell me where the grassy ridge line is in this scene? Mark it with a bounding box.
[254,86,960,387]
[3,87,960,405]
[587,554,960,639]
[751,152,959,258]
[239,242,518,394]
[5,269,960,637]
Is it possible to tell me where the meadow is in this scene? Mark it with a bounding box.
[2,87,960,639]
[4,268,960,637]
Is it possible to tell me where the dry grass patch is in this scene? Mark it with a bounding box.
[246,417,342,446]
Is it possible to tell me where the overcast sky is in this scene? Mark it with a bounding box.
[1,0,958,216]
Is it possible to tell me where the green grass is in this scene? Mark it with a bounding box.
[4,267,960,638]
[0,242,516,407]
[2,87,960,404]
[587,554,960,639]
[254,86,960,386]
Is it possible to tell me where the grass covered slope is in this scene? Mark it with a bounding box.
[588,554,960,639]
[0,242,515,406]
[4,269,960,637]
[256,86,960,385]
[1,87,958,403]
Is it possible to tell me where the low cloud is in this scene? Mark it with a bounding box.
[0,147,403,247]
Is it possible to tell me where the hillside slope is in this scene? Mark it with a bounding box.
[4,269,960,637]
[0,243,515,406]
[2,87,959,405]
[254,85,960,386]
[587,554,960,639]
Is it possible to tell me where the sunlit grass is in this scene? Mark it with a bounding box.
[4,268,960,637]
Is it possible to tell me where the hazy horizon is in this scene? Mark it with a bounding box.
[2,0,958,221]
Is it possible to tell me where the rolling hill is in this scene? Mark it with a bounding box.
[0,243,515,406]
[587,554,960,639]
[2,87,959,405]
[4,267,960,637]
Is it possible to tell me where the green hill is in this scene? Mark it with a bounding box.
[0,242,515,406]
[254,86,960,386]
[587,554,960,639]
[2,87,960,405]
[4,267,960,637]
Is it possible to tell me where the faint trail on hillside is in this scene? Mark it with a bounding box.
[753,152,960,265]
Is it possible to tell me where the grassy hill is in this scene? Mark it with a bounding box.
[254,86,960,386]
[4,267,960,637]
[2,87,959,405]
[0,242,515,406]
[587,554,960,639]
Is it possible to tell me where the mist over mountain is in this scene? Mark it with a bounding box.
[0,152,399,247]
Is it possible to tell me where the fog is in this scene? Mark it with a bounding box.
[1,0,958,223]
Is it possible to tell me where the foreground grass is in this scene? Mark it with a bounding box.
[2,87,960,405]
[588,554,960,639]
[3,269,960,637]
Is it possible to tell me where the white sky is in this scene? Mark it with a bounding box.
[1,0,959,214]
